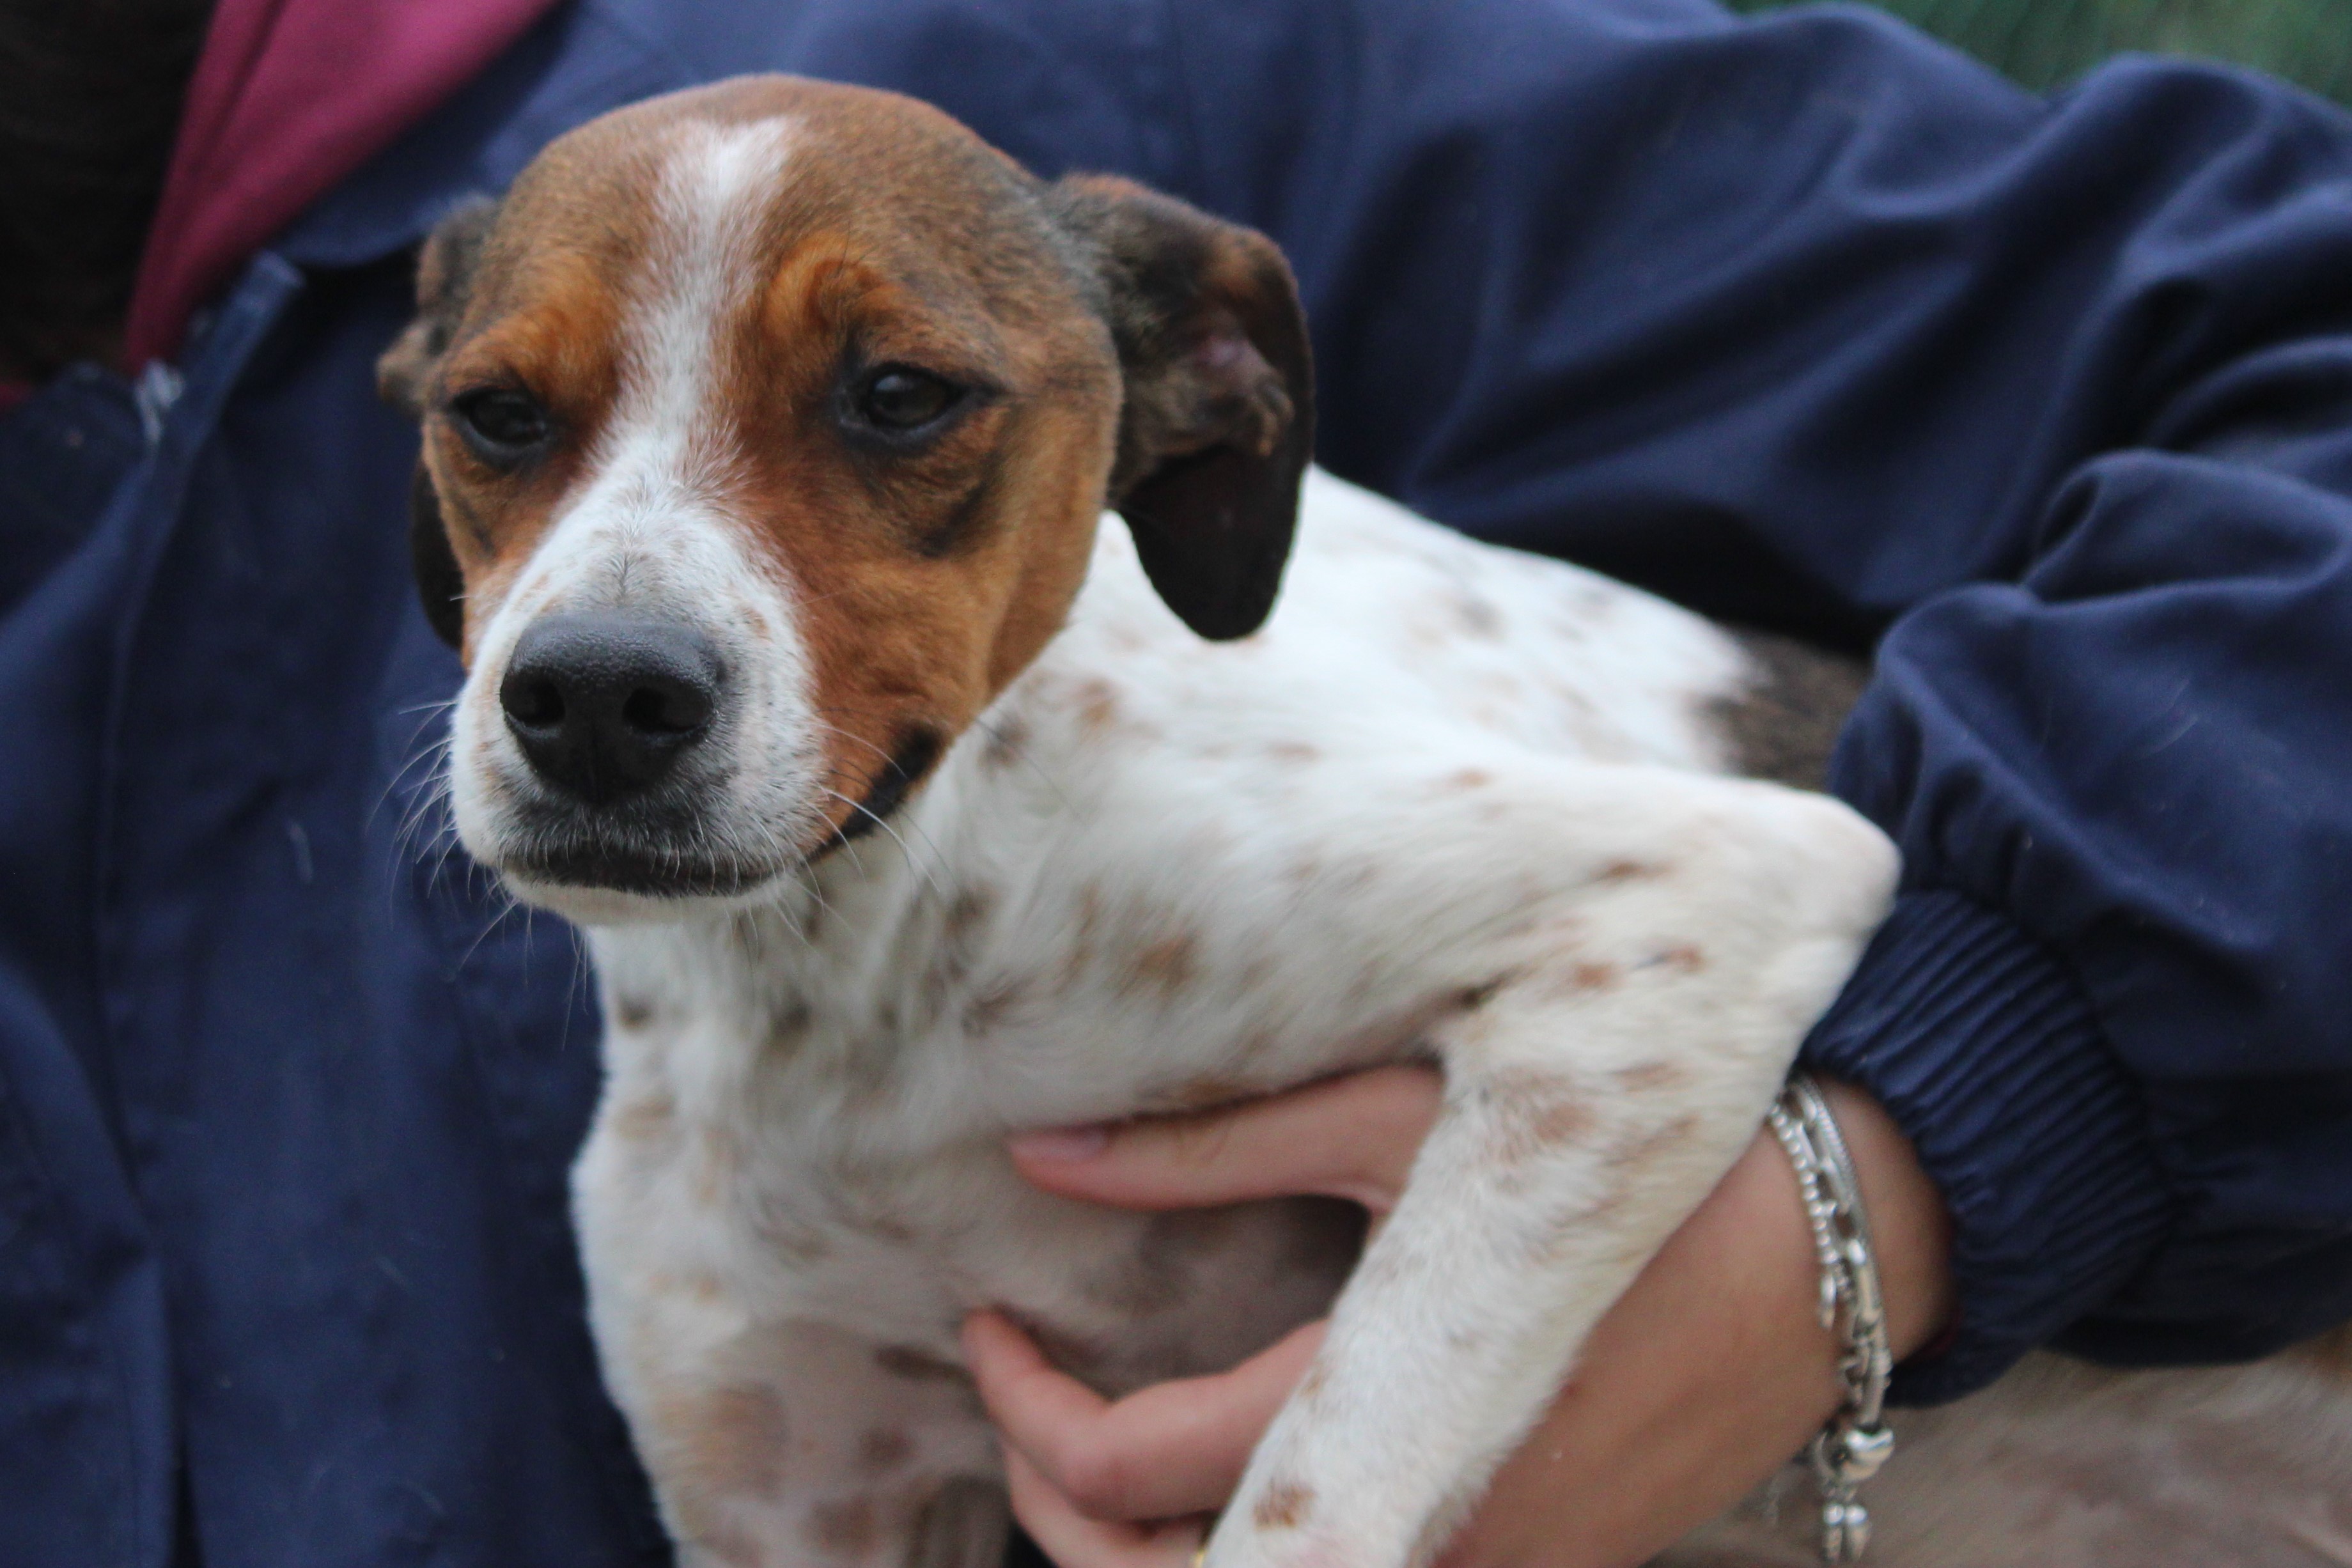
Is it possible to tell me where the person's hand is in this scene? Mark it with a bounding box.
[963,1066,1953,1568]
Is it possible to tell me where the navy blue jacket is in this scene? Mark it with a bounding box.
[6,1,2351,1562]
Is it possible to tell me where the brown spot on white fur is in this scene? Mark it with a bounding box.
[1253,1479,1316,1530]
[1566,961,1620,993]
[612,1089,678,1145]
[1614,1114,1702,1168]
[978,711,1029,771]
[809,1496,878,1554]
[1055,886,1107,996]
[654,1381,793,1503]
[1525,1112,1707,1246]
[767,997,814,1052]
[690,1124,744,1207]
[1072,678,1124,737]
[856,1426,914,1474]
[1481,1067,1598,1165]
[1454,970,1520,1012]
[942,887,995,943]
[1121,931,1200,1000]
[960,972,1036,1035]
[756,1211,836,1266]
[1614,1061,1689,1094]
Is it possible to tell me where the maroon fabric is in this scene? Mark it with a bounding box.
[119,0,562,369]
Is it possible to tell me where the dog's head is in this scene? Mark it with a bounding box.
[380,77,1311,920]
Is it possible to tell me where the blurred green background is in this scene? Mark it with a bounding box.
[1724,0,2352,104]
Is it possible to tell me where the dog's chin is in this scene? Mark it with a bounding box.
[495,844,795,926]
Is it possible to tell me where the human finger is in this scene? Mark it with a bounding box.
[1008,1063,1442,1215]
[965,1308,1327,1523]
[1002,1445,1208,1568]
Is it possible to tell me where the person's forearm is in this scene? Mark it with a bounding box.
[1438,1080,1950,1568]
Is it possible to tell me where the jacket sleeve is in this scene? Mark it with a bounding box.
[1132,0,2352,1400]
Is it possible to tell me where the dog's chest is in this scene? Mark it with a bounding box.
[577,472,1761,1387]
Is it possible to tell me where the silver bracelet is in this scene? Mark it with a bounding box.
[1766,1072,1896,1565]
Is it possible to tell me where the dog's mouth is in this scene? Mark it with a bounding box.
[478,725,948,902]
[488,788,800,901]
[502,841,789,899]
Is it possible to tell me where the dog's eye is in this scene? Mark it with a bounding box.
[451,387,552,462]
[856,367,962,433]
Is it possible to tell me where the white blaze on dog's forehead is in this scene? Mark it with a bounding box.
[494,117,802,625]
[619,116,797,478]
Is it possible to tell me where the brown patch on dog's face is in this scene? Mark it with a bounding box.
[712,158,1121,837]
[411,194,639,663]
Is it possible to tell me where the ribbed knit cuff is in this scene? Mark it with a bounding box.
[1798,889,2175,1405]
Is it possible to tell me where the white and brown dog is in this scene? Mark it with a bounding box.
[380,77,2351,1568]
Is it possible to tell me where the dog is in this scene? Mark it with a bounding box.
[380,77,2349,1568]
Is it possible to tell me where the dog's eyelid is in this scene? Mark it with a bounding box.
[839,329,1005,394]
[441,381,559,467]
[852,358,998,401]
[438,375,543,414]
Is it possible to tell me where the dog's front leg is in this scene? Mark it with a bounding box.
[1208,780,1896,1568]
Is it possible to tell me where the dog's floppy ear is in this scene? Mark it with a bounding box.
[377,194,499,417]
[379,197,499,650]
[1051,176,1313,640]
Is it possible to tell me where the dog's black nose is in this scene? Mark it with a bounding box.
[499,614,722,803]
